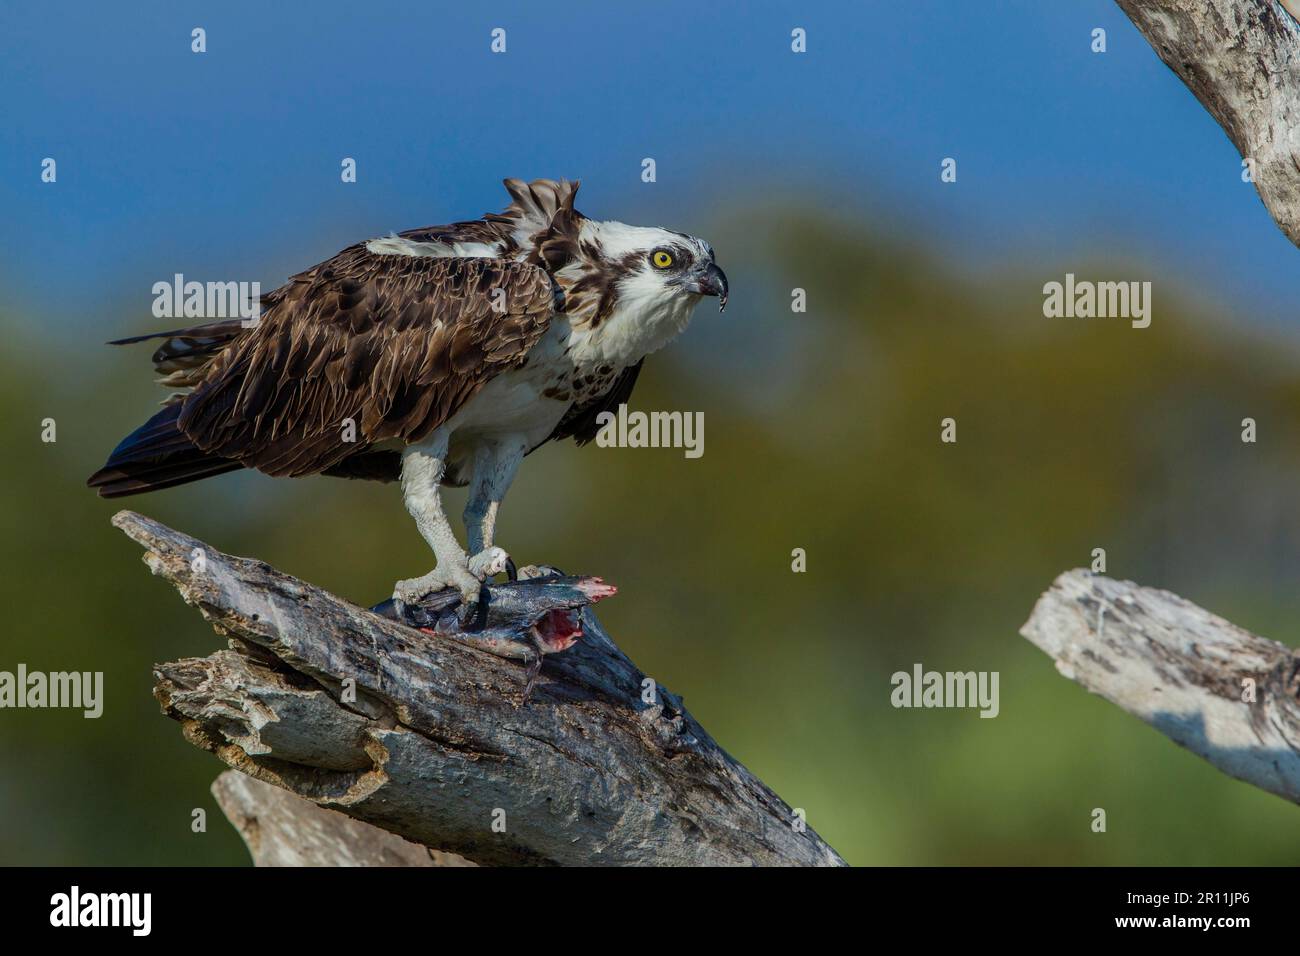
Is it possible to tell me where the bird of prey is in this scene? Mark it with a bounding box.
[88,178,728,616]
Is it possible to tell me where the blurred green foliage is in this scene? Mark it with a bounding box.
[3,203,1300,865]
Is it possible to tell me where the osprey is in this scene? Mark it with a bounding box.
[88,178,728,615]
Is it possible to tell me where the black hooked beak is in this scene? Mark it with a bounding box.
[691,262,729,312]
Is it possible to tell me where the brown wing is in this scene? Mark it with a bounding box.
[177,246,558,477]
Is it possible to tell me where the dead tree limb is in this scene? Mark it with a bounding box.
[1115,0,1300,246]
[1080,3,1300,798]
[1021,570,1300,805]
[114,510,845,866]
[210,770,473,866]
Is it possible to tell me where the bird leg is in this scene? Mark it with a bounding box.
[395,435,482,616]
[463,439,525,582]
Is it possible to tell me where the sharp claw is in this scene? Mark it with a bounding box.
[505,557,518,582]
[456,580,486,629]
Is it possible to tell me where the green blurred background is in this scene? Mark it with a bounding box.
[7,0,1300,866]
[4,200,1300,865]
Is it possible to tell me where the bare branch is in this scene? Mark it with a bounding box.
[210,771,473,866]
[1115,0,1300,246]
[115,510,845,867]
[1021,570,1300,804]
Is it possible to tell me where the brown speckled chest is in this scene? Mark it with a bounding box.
[540,363,619,405]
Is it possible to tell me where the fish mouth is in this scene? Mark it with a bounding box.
[533,608,584,653]
[529,577,615,653]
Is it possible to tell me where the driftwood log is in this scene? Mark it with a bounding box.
[1021,570,1300,805]
[114,511,845,867]
[1115,0,1300,246]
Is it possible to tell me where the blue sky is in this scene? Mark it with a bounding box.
[3,0,1296,335]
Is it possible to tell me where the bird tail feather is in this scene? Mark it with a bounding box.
[86,402,242,498]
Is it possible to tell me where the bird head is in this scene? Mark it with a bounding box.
[585,221,728,314]
[498,179,728,356]
[559,219,728,360]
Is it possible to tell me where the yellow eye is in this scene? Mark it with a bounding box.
[651,250,674,269]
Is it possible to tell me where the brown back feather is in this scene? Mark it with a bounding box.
[176,247,557,477]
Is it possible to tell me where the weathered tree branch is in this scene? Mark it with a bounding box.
[1075,4,1300,799]
[1115,0,1300,246]
[1021,570,1300,805]
[115,511,844,866]
[210,770,473,866]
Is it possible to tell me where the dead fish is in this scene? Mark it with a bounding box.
[369,573,617,663]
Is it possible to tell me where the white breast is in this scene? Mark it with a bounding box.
[443,321,577,444]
